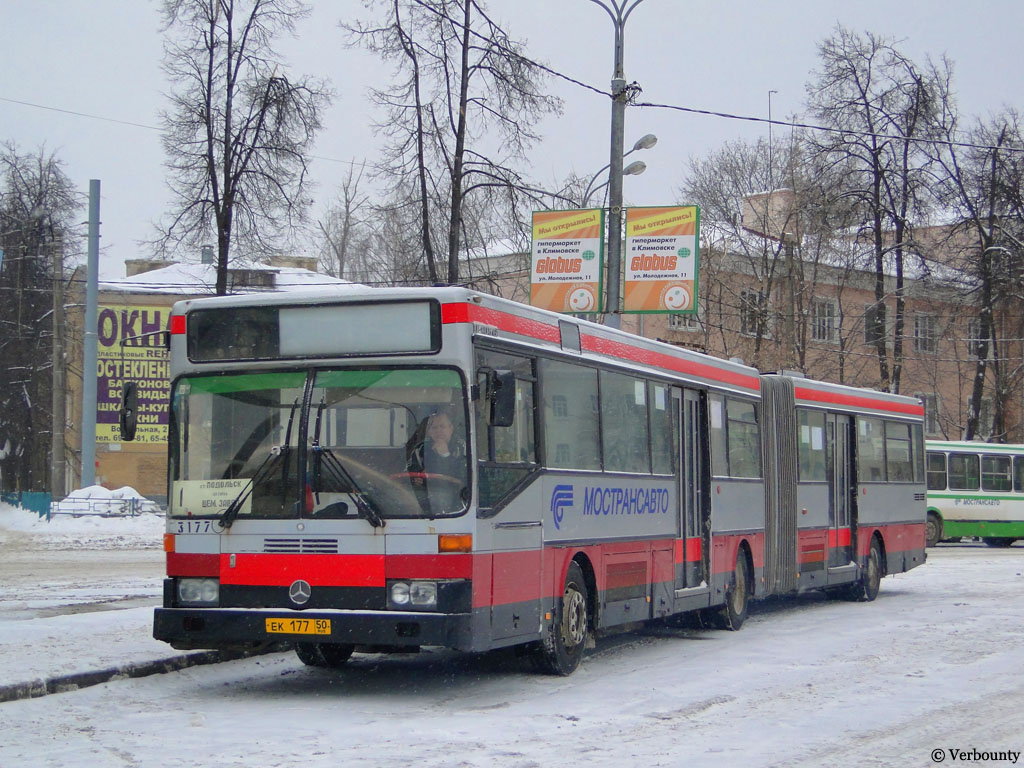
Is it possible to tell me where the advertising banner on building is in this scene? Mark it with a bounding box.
[97,304,171,444]
[530,209,604,314]
[623,206,700,313]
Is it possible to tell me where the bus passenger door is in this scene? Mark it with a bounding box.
[828,413,855,569]
[678,388,708,591]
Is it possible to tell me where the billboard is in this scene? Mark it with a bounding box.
[623,206,700,313]
[530,209,604,313]
[96,304,171,444]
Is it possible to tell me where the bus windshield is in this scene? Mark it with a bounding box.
[169,367,470,521]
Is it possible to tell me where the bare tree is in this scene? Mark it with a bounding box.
[158,0,331,295]
[806,27,943,393]
[927,105,1024,439]
[316,161,370,280]
[0,143,80,494]
[343,0,561,285]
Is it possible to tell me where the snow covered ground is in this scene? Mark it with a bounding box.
[1,501,1023,767]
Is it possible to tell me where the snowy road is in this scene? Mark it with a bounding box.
[1,504,1023,767]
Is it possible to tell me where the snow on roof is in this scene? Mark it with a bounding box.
[99,262,353,296]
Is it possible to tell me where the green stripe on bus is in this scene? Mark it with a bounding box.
[942,520,1024,538]
[930,493,1024,502]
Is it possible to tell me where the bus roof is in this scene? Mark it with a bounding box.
[926,440,1024,453]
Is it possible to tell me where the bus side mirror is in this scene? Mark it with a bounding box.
[119,381,139,441]
[489,370,516,428]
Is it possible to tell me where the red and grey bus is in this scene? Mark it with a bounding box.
[144,286,926,674]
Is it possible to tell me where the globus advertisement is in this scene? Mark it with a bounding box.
[530,208,604,313]
[623,206,700,313]
[96,304,171,444]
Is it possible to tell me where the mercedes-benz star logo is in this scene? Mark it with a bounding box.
[288,579,312,606]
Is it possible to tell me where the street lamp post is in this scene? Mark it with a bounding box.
[588,0,647,328]
[580,133,657,208]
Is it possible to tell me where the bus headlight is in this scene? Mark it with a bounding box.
[177,578,219,606]
[388,580,437,610]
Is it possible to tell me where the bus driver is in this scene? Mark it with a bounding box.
[407,410,465,481]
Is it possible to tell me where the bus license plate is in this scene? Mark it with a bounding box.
[265,618,331,636]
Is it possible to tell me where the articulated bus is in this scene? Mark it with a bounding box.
[145,287,926,675]
[925,440,1024,547]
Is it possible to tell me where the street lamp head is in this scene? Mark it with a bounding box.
[632,133,658,151]
[623,160,647,177]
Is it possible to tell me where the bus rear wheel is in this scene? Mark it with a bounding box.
[845,538,883,602]
[983,537,1017,547]
[715,553,749,631]
[295,642,355,668]
[925,512,942,548]
[533,561,589,676]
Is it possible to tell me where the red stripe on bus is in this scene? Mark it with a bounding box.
[385,554,473,580]
[581,335,761,391]
[441,301,759,392]
[674,537,703,563]
[441,302,561,343]
[489,549,543,607]
[218,554,385,588]
[858,522,926,555]
[794,386,924,416]
[827,528,852,548]
[167,552,219,577]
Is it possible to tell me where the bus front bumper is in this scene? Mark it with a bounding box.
[153,606,471,651]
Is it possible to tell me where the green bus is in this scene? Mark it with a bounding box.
[925,440,1024,547]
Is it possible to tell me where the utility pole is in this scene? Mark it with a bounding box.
[589,0,646,329]
[51,234,66,499]
[80,180,100,488]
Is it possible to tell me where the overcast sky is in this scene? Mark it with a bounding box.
[2,1,1022,278]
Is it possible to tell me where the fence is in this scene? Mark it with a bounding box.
[1,491,51,518]
[48,496,152,519]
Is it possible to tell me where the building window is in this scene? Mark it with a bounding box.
[864,303,886,345]
[551,395,568,418]
[668,313,700,331]
[227,269,275,291]
[966,318,986,359]
[740,289,767,337]
[811,298,837,343]
[917,393,940,436]
[913,314,938,353]
[978,397,994,438]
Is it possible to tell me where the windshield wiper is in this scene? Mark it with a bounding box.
[308,396,385,528]
[218,445,286,530]
[219,399,299,530]
[310,445,385,528]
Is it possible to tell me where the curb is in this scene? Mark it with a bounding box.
[0,645,285,703]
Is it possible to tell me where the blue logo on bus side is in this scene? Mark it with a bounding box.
[551,485,574,530]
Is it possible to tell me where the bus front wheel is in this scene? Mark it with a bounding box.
[533,561,589,676]
[295,642,355,668]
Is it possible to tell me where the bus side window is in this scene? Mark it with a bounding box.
[858,418,885,482]
[1016,456,1024,493]
[948,453,980,491]
[540,359,600,471]
[600,371,650,473]
[981,455,1012,492]
[708,395,728,477]
[926,451,947,491]
[885,422,913,482]
[474,350,537,509]
[649,382,673,475]
[798,409,827,482]
[726,399,761,478]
